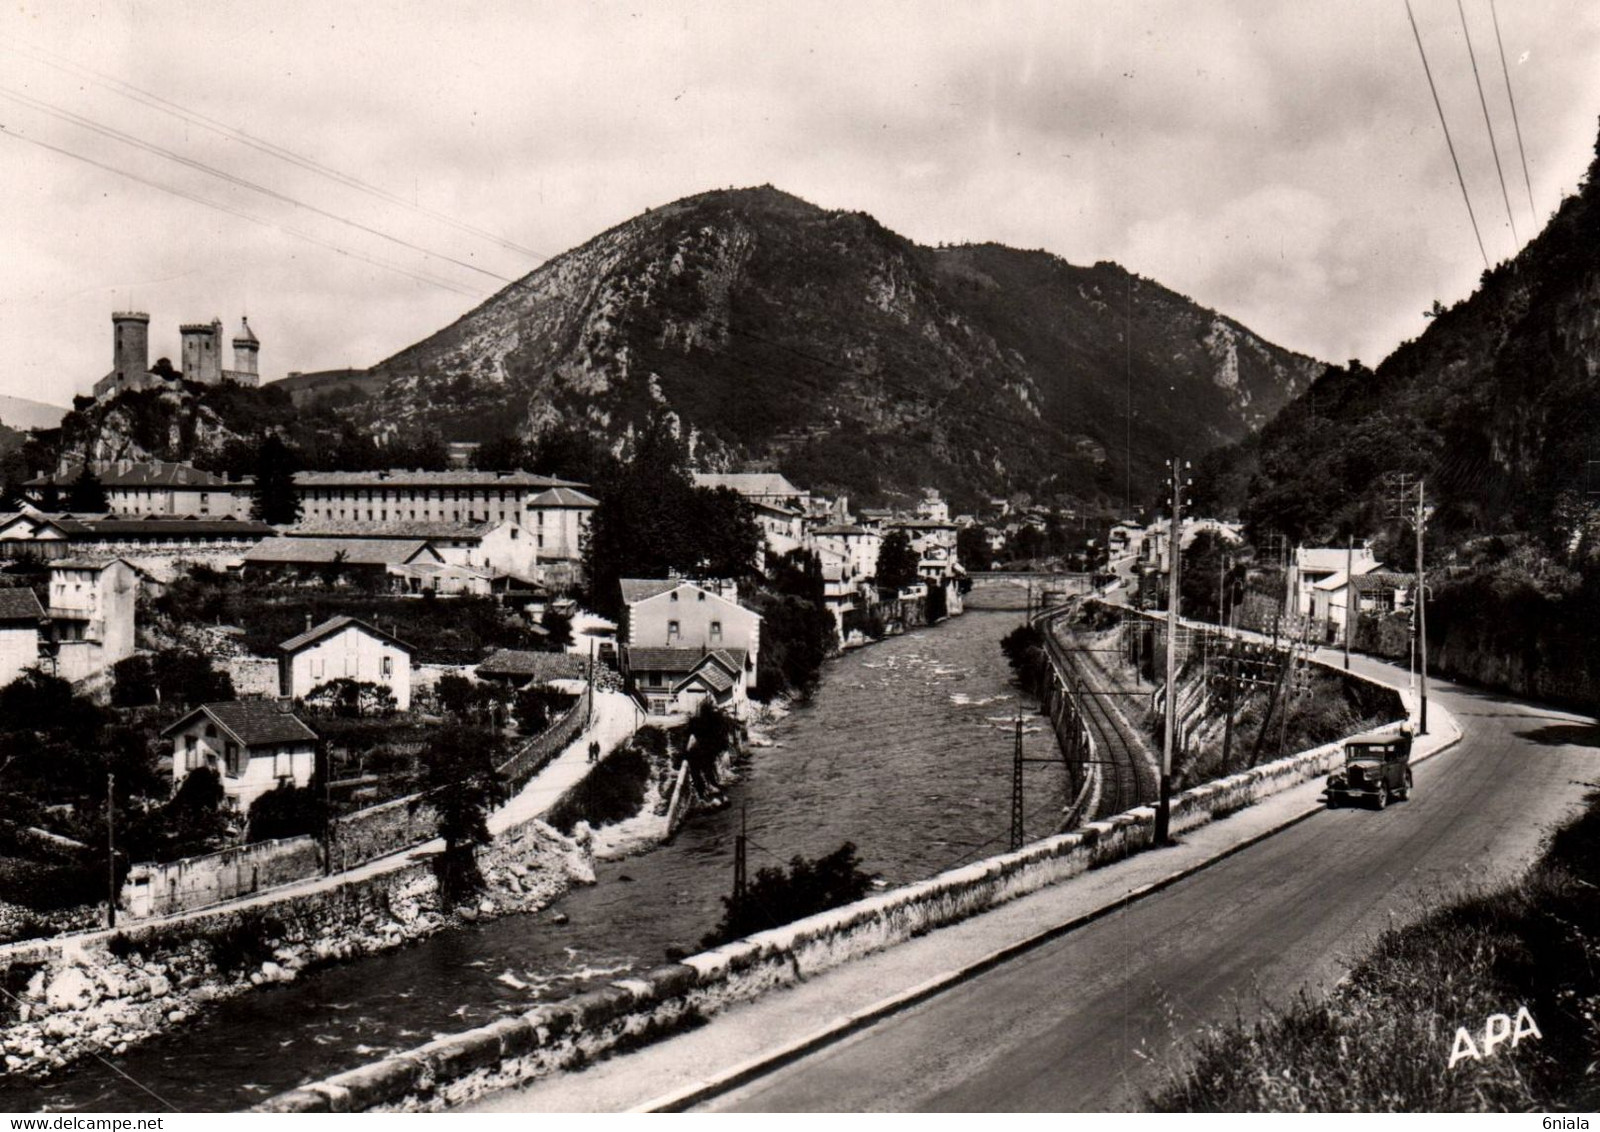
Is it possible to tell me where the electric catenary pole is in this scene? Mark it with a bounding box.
[1156,457,1188,845]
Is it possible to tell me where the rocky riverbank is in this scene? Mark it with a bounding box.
[0,818,595,1081]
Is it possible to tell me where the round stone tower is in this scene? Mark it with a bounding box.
[111,311,150,388]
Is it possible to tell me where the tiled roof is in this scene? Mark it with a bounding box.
[286,519,498,540]
[527,486,599,508]
[72,517,274,539]
[162,701,317,747]
[691,473,805,498]
[279,614,413,655]
[243,536,435,566]
[25,461,233,489]
[811,524,873,536]
[0,587,44,622]
[477,649,584,681]
[294,469,585,489]
[619,578,683,604]
[1296,547,1378,573]
[627,646,745,673]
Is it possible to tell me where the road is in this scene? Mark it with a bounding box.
[703,655,1598,1111]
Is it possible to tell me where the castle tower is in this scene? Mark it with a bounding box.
[179,318,223,385]
[230,316,260,381]
[111,311,149,389]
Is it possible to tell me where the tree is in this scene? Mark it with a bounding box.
[474,433,528,472]
[581,413,760,617]
[66,465,108,512]
[701,842,872,948]
[876,529,920,589]
[956,526,992,572]
[539,607,574,650]
[247,780,328,843]
[303,678,396,719]
[756,593,837,700]
[251,434,301,525]
[417,727,507,900]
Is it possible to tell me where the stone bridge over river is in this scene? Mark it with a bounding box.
[962,572,1095,612]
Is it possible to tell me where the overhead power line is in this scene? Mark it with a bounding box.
[1455,0,1518,247]
[0,32,547,264]
[1404,0,1490,270]
[0,125,484,299]
[1488,0,1537,224]
[0,84,514,287]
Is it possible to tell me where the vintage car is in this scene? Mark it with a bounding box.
[1326,731,1414,809]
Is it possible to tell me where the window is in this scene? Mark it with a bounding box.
[711,620,723,640]
[537,533,544,548]
[381,655,394,677]
[510,527,519,540]
[697,592,706,601]
[185,734,198,770]
[274,748,292,779]
[224,742,243,776]
[669,591,678,602]
[668,619,680,640]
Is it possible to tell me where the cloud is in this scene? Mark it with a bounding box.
[0,0,1597,408]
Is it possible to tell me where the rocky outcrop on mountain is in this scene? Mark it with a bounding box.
[350,186,1323,506]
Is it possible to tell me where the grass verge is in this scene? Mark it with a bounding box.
[1151,790,1600,1111]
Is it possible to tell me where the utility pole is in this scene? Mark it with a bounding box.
[1416,479,1429,734]
[1010,714,1025,852]
[105,771,116,930]
[586,637,596,729]
[1221,635,1238,773]
[733,805,747,901]
[1343,534,1354,671]
[1156,457,1187,846]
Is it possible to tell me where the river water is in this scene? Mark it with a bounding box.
[6,605,1068,1113]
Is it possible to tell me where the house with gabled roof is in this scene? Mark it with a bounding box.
[284,517,537,580]
[278,615,414,710]
[240,535,443,587]
[618,577,761,715]
[161,700,319,812]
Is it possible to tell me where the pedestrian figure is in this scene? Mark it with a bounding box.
[588,740,600,763]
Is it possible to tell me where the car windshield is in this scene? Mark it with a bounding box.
[1346,747,1387,762]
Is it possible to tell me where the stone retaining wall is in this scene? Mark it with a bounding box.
[259,712,1406,1113]
[122,836,324,920]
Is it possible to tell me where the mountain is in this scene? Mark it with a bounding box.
[349,186,1324,507]
[0,394,68,433]
[1199,125,1600,550]
[1194,124,1600,709]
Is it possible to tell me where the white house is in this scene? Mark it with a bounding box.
[618,578,762,713]
[161,701,319,813]
[278,615,414,710]
[809,523,882,580]
[527,486,598,588]
[0,587,42,689]
[1291,546,1379,616]
[45,557,139,686]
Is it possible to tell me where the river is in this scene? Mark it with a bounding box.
[5,605,1069,1113]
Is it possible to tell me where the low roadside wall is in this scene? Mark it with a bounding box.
[259,713,1406,1113]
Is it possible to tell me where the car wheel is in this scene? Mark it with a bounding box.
[1374,785,1389,810]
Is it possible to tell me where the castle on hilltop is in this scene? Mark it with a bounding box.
[92,311,261,400]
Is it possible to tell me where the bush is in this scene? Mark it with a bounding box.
[209,911,282,976]
[544,742,654,834]
[701,842,873,949]
[247,781,328,844]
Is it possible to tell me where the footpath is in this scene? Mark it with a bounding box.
[467,655,1459,1113]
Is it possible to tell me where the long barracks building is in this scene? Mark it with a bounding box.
[291,470,598,586]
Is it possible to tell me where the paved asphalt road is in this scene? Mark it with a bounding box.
[705,658,1599,1112]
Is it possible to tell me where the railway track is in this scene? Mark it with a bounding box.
[1038,607,1159,820]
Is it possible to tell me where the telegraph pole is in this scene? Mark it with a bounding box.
[1343,534,1354,671]
[1156,457,1187,846]
[1415,479,1429,734]
[1010,714,1025,852]
[105,772,117,930]
[733,805,748,901]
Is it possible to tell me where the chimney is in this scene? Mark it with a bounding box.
[305,612,314,633]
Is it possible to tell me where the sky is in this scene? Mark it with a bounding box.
[2,0,1598,409]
